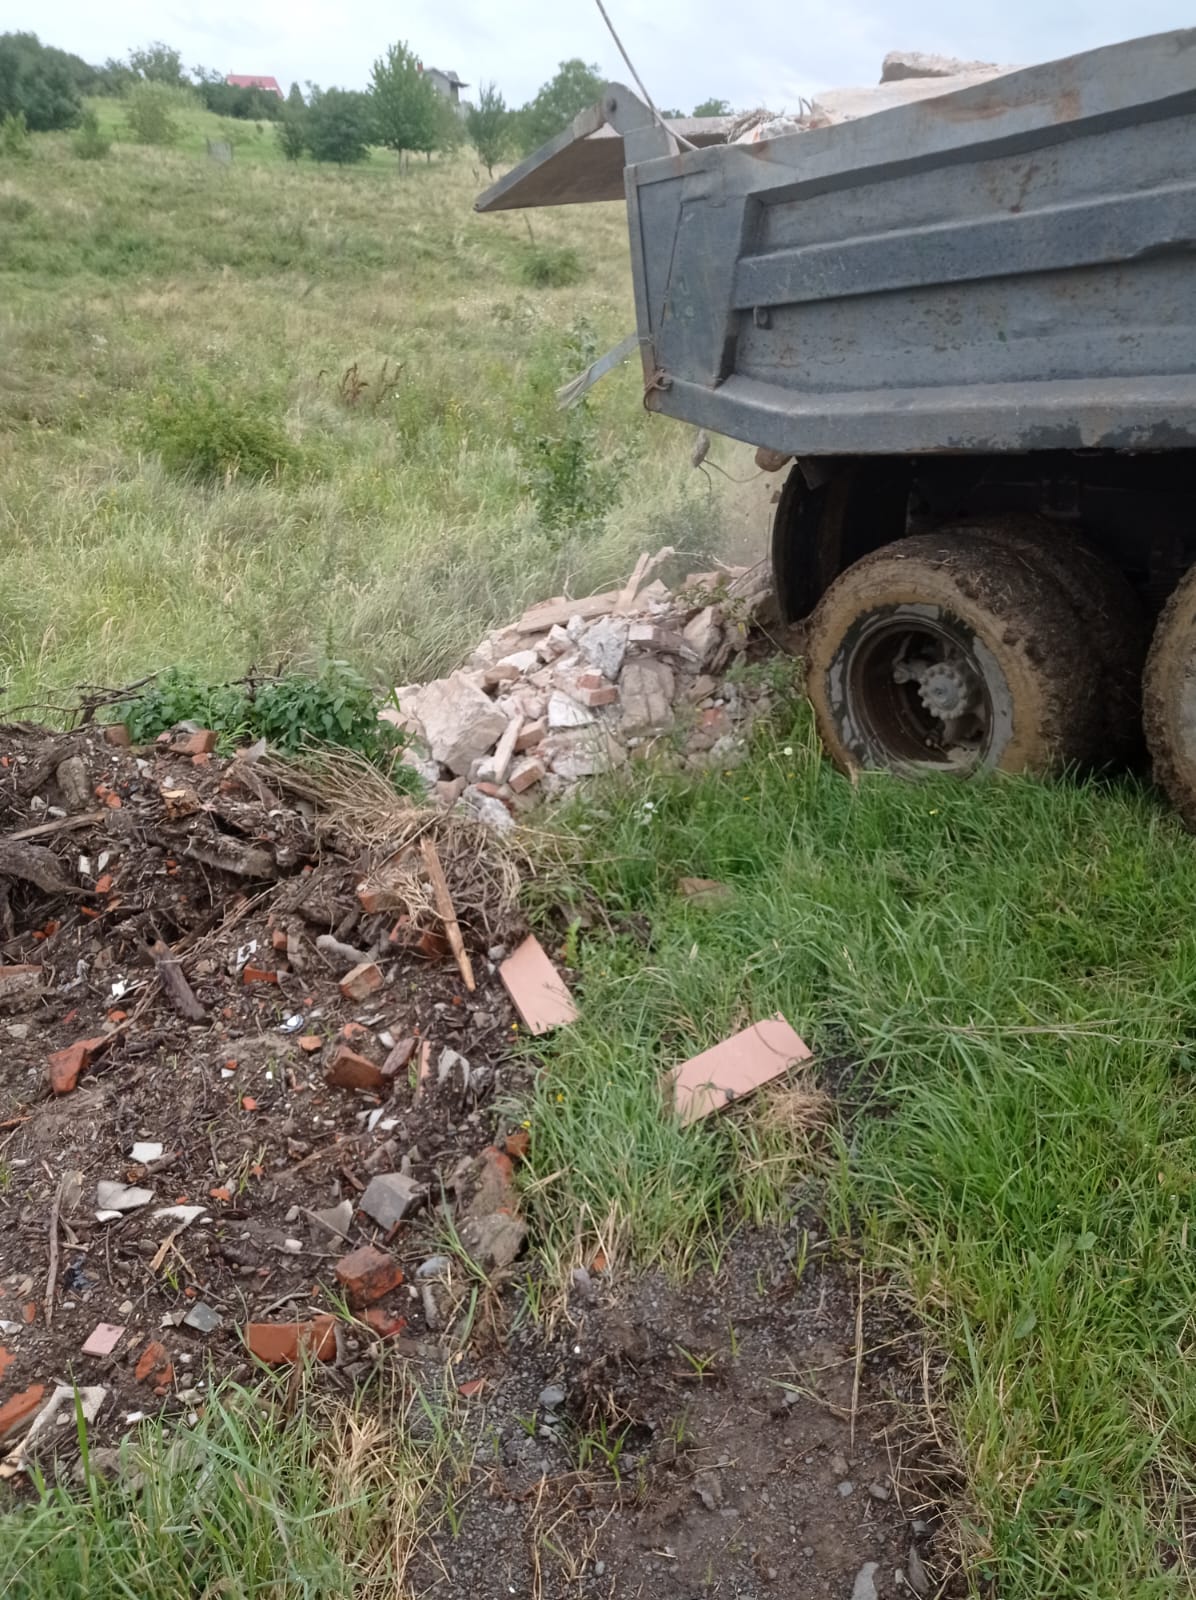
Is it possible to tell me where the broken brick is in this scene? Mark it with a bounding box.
[245,1316,337,1366]
[81,1322,126,1358]
[0,1346,12,1380]
[499,937,578,1034]
[242,965,279,986]
[298,1035,323,1054]
[325,1045,385,1092]
[171,729,218,756]
[339,962,383,1002]
[466,1146,517,1219]
[47,1035,109,1095]
[458,1378,486,1399]
[134,1340,173,1387]
[362,1308,407,1339]
[504,1128,530,1163]
[668,1013,813,1125]
[102,724,131,748]
[271,929,289,953]
[381,1037,415,1077]
[0,1384,46,1442]
[334,1244,404,1308]
[514,718,546,753]
[507,757,546,794]
[569,682,620,708]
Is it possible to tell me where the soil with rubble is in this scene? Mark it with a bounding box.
[0,710,960,1597]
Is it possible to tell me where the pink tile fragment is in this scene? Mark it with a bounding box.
[499,936,579,1035]
[668,1014,813,1125]
[81,1322,126,1357]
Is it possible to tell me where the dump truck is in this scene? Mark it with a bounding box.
[478,29,1196,825]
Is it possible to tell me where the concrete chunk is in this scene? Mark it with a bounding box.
[359,1172,427,1229]
[405,675,508,777]
[620,660,675,735]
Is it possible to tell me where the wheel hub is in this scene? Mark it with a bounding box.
[915,660,973,721]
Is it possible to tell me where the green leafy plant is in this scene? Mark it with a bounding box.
[115,662,407,772]
[72,108,111,160]
[141,381,300,483]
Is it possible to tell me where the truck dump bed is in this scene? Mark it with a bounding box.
[478,31,1196,457]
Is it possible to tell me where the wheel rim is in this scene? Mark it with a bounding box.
[841,607,1000,772]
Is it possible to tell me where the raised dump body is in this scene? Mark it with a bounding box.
[479,32,1196,827]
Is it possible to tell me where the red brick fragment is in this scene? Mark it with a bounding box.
[339,962,383,1002]
[362,1308,407,1339]
[171,730,218,756]
[334,1244,404,1308]
[245,1316,337,1366]
[102,724,131,748]
[47,1035,109,1095]
[458,1378,486,1399]
[298,1035,323,1054]
[0,1346,13,1379]
[242,965,278,986]
[325,1045,385,1092]
[271,929,289,953]
[135,1340,173,1387]
[0,1384,46,1441]
[571,682,619,708]
[504,1128,530,1163]
[498,937,578,1034]
[507,758,546,794]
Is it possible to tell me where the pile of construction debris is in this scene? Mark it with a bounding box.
[389,552,783,828]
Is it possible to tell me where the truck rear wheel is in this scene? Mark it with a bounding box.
[1143,565,1196,829]
[965,517,1146,767]
[805,531,1100,776]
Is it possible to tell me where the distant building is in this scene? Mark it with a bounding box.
[424,67,468,106]
[226,74,284,97]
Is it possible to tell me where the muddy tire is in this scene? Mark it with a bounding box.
[805,531,1101,777]
[964,516,1147,767]
[1143,565,1196,829]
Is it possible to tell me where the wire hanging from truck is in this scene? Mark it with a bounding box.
[591,0,699,150]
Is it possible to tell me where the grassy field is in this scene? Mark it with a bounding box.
[4,98,1196,1600]
[0,101,729,713]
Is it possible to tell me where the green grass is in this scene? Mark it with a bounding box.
[0,119,727,713]
[0,1372,470,1598]
[518,698,1196,1597]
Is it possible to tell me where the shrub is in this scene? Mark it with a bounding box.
[114,662,408,772]
[0,110,32,159]
[123,81,187,145]
[72,108,110,160]
[517,243,583,289]
[141,382,300,482]
[275,111,306,161]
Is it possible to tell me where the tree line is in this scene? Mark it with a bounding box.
[0,31,732,172]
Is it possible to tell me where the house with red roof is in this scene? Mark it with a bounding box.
[226,75,283,97]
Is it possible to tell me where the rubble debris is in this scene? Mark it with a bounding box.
[459,1211,526,1273]
[406,674,509,776]
[48,1035,109,1095]
[359,1172,427,1229]
[334,1244,404,1307]
[81,1322,126,1357]
[499,936,578,1034]
[0,964,43,1014]
[421,837,476,992]
[182,1302,222,1334]
[309,1200,354,1242]
[326,1045,386,1091]
[339,961,383,1002]
[244,1316,337,1365]
[0,1385,46,1443]
[95,1181,153,1213]
[129,1141,163,1163]
[134,1341,173,1386]
[881,48,1007,81]
[668,1014,814,1124]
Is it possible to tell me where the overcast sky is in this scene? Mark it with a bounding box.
[17,2,1196,112]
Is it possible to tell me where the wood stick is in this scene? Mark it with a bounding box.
[420,838,476,992]
[45,1173,68,1329]
[4,811,106,844]
[148,937,207,1022]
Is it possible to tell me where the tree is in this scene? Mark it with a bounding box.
[127,41,186,87]
[276,108,307,161]
[286,82,305,109]
[304,87,372,164]
[432,93,464,157]
[0,32,84,132]
[192,68,281,121]
[693,97,731,117]
[369,41,438,166]
[516,59,603,154]
[466,81,509,176]
[657,107,684,120]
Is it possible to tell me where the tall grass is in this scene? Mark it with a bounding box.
[0,117,731,710]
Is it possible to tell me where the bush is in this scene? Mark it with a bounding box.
[123,81,188,145]
[0,110,32,159]
[141,382,300,482]
[275,111,306,161]
[0,32,83,132]
[517,242,583,289]
[304,88,372,165]
[72,108,110,160]
[114,662,408,770]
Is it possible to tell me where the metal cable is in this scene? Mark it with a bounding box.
[592,0,699,151]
